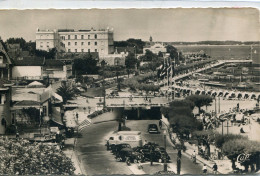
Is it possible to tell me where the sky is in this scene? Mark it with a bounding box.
[0,8,259,42]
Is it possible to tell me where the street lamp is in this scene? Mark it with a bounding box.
[101,60,106,107]
[163,130,167,172]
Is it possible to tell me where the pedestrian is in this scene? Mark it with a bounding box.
[159,119,162,129]
[212,163,218,174]
[191,150,196,163]
[202,164,207,174]
[16,131,19,138]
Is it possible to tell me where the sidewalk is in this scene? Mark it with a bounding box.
[63,138,84,175]
[161,115,233,174]
[184,142,233,174]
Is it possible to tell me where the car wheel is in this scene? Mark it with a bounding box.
[158,159,162,163]
[133,159,138,163]
[116,157,121,162]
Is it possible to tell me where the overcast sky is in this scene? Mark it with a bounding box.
[0,8,259,42]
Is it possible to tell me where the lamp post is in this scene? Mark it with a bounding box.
[115,59,120,91]
[101,60,106,107]
[163,130,167,172]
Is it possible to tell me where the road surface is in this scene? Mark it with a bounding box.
[76,120,213,175]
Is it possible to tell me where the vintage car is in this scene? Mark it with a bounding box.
[133,144,170,163]
[147,124,159,134]
[116,148,145,163]
[111,143,131,155]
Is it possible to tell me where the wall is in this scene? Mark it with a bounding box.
[91,107,123,124]
[12,66,42,79]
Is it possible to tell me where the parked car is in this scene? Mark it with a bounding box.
[116,148,145,163]
[111,143,131,155]
[147,124,159,134]
[134,144,170,163]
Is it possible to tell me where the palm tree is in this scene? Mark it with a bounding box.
[56,84,76,104]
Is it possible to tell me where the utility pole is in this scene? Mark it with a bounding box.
[218,97,220,113]
[101,60,106,107]
[163,130,167,172]
[215,97,217,116]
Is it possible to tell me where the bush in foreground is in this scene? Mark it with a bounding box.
[0,137,75,175]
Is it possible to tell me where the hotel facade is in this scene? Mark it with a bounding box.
[36,28,114,56]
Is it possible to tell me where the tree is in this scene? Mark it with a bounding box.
[73,54,98,76]
[186,95,213,114]
[56,84,76,104]
[161,100,201,137]
[0,138,75,175]
[6,38,26,49]
[35,48,57,59]
[125,52,137,69]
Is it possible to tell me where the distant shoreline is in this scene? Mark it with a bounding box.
[174,44,260,47]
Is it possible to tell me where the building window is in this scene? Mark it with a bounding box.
[75,35,77,39]
[68,35,70,39]
[95,42,97,45]
[81,42,84,46]
[75,42,77,46]
[82,49,84,52]
[88,35,90,39]
[88,42,90,45]
[68,42,71,46]
[81,35,84,39]
[75,49,77,52]
[88,49,90,52]
[68,49,71,52]
[95,49,98,52]
[94,34,97,39]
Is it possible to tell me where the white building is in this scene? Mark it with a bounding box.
[36,29,65,52]
[36,27,114,56]
[143,43,167,55]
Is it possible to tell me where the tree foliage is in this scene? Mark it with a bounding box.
[0,138,75,175]
[56,84,76,103]
[185,95,213,113]
[125,52,137,69]
[35,48,57,60]
[73,54,98,75]
[114,38,145,54]
[214,133,248,149]
[166,45,184,64]
[161,100,201,135]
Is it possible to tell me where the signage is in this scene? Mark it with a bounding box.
[237,153,250,163]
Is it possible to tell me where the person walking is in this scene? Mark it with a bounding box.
[202,164,207,174]
[191,150,196,163]
[212,163,218,174]
[159,119,162,129]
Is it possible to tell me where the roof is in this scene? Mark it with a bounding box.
[13,56,45,66]
[45,60,64,67]
[14,100,41,107]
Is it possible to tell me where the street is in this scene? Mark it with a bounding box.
[76,120,213,175]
